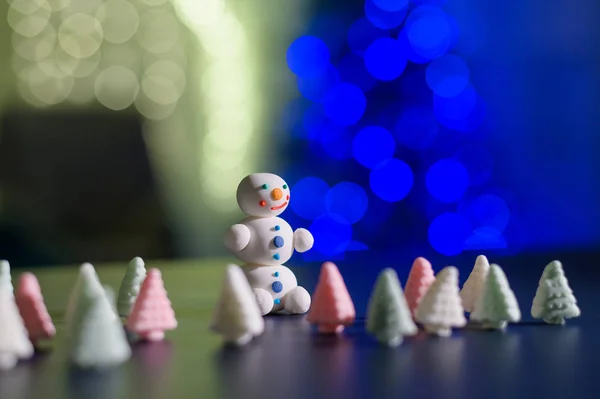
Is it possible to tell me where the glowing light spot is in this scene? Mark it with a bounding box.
[286,36,330,79]
[464,227,507,250]
[199,14,247,59]
[394,106,439,151]
[58,14,103,59]
[397,29,429,64]
[7,0,51,38]
[11,27,55,62]
[326,182,368,224]
[67,75,97,104]
[134,91,177,120]
[323,83,366,126]
[364,0,408,29]
[310,213,352,255]
[453,144,493,186]
[353,126,396,169]
[426,159,469,203]
[364,38,407,81]
[297,65,340,102]
[426,54,469,98]
[433,83,477,120]
[467,195,510,232]
[142,60,186,106]
[290,177,329,220]
[369,158,413,202]
[372,0,409,12]
[63,0,102,15]
[428,212,470,255]
[405,6,452,59]
[347,17,389,56]
[174,0,225,29]
[95,0,139,44]
[94,66,139,111]
[136,9,179,54]
[338,53,377,92]
[27,65,74,105]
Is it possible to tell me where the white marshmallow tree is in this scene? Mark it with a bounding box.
[415,266,466,336]
[366,268,417,347]
[460,255,490,313]
[531,261,580,325]
[117,257,147,318]
[0,260,13,294]
[471,264,521,330]
[0,289,34,370]
[210,264,264,345]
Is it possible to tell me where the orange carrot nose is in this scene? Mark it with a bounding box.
[271,188,283,201]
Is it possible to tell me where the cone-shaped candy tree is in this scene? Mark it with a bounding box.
[404,257,435,318]
[15,272,56,345]
[460,255,490,313]
[0,260,13,294]
[210,264,264,345]
[0,288,34,370]
[366,268,417,347]
[531,261,580,325]
[471,264,521,330]
[306,262,355,334]
[126,268,177,341]
[117,257,147,318]
[415,266,466,336]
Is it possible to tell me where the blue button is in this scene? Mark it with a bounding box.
[273,271,279,277]
[274,298,281,305]
[273,253,280,260]
[274,236,284,248]
[272,281,283,293]
[274,225,281,231]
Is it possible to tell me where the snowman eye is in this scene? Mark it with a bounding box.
[282,184,288,189]
[261,184,268,190]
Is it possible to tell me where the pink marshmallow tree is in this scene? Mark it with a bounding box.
[404,257,436,318]
[15,272,56,345]
[126,268,177,341]
[307,262,355,334]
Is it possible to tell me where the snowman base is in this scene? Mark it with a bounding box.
[244,265,311,316]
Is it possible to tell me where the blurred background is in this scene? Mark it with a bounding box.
[0,0,598,270]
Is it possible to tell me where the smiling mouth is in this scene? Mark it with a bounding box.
[271,202,288,211]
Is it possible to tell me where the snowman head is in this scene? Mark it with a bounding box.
[236,173,290,217]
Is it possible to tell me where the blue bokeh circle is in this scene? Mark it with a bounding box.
[326,182,369,224]
[426,54,470,98]
[369,158,414,202]
[364,0,409,29]
[310,213,353,255]
[297,65,341,102]
[323,83,367,126]
[428,212,471,256]
[405,6,452,59]
[290,177,330,220]
[364,37,408,81]
[426,159,469,202]
[286,36,331,78]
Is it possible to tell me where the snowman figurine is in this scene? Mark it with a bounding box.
[224,173,314,316]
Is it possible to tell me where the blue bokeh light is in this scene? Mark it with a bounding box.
[369,158,414,202]
[326,182,369,224]
[395,106,439,150]
[290,177,329,220]
[446,15,460,50]
[353,126,396,169]
[428,212,471,255]
[372,0,409,12]
[453,144,493,186]
[297,65,341,102]
[426,55,470,98]
[286,36,331,78]
[323,83,367,126]
[310,213,353,255]
[468,194,510,232]
[364,38,407,81]
[426,159,469,202]
[411,0,449,5]
[347,17,389,56]
[405,6,452,59]
[433,83,477,120]
[338,53,377,92]
[397,29,430,64]
[364,0,408,30]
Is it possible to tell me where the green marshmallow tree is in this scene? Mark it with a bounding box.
[366,268,418,347]
[471,264,521,330]
[531,261,580,325]
[117,257,147,318]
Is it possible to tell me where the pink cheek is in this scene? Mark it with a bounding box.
[286,195,290,200]
[259,200,267,207]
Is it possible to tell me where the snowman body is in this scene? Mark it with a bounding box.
[225,174,314,315]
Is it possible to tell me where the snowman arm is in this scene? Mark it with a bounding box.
[224,224,251,252]
[293,228,314,253]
